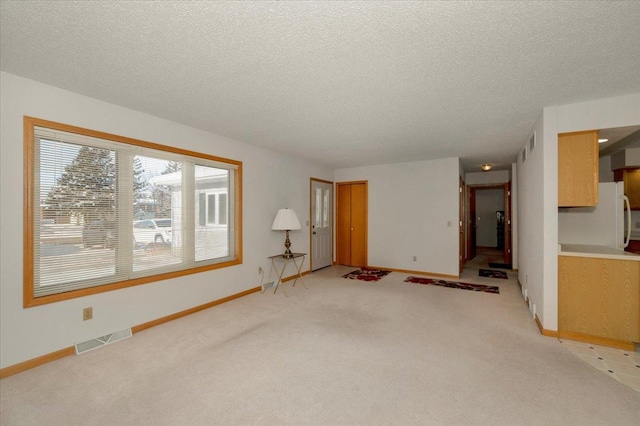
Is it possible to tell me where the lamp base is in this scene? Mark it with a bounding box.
[282,230,293,258]
[282,250,294,259]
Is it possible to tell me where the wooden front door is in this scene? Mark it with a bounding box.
[337,181,367,267]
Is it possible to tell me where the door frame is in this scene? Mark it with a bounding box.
[309,177,334,271]
[466,182,512,265]
[336,180,368,267]
[459,176,466,273]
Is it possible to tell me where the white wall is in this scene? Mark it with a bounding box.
[476,189,503,247]
[612,147,640,170]
[335,158,460,277]
[599,155,615,182]
[465,170,510,185]
[0,72,333,368]
[517,113,545,323]
[518,92,640,332]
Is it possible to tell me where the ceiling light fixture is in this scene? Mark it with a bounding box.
[598,138,609,143]
[481,163,492,171]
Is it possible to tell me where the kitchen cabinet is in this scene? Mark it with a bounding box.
[558,255,639,345]
[613,168,640,210]
[558,130,599,207]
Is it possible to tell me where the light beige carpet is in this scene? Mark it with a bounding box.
[1,266,639,425]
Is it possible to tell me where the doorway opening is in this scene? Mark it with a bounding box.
[466,183,512,268]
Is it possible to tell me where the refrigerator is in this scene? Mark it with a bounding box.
[558,182,631,249]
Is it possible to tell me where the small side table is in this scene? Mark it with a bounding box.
[267,253,307,296]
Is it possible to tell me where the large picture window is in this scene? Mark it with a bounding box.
[24,117,242,307]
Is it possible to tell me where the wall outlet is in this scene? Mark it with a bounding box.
[258,266,263,274]
[412,256,417,262]
[83,307,93,321]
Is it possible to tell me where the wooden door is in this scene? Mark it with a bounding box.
[504,182,512,265]
[336,182,367,267]
[468,188,477,260]
[337,184,352,265]
[350,183,367,266]
[459,177,465,273]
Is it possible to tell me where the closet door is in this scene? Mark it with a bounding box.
[336,182,367,267]
[337,184,352,265]
[350,183,367,266]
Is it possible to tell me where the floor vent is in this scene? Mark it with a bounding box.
[75,328,132,355]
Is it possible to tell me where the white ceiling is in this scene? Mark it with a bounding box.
[2,1,640,171]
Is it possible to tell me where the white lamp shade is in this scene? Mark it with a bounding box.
[272,208,301,231]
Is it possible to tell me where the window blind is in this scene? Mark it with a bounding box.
[30,123,239,300]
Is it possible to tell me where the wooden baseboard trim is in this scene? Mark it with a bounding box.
[132,286,261,334]
[0,286,261,379]
[368,266,458,280]
[280,270,311,283]
[555,330,636,351]
[533,315,635,350]
[0,346,75,379]
[534,315,559,337]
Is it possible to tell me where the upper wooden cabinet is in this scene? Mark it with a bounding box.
[558,130,599,207]
[614,168,640,210]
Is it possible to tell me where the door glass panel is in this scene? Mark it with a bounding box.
[315,187,322,228]
[323,189,330,228]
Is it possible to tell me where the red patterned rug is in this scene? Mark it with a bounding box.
[479,269,508,279]
[404,276,499,294]
[343,267,391,282]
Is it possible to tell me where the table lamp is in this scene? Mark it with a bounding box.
[272,208,301,258]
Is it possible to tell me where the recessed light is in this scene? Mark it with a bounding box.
[598,138,609,143]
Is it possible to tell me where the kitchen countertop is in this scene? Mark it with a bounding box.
[559,244,640,261]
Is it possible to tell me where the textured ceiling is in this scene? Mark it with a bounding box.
[2,1,640,171]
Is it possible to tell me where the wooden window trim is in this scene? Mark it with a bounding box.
[23,116,243,308]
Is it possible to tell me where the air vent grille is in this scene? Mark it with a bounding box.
[75,328,132,355]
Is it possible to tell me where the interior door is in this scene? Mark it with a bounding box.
[336,181,367,267]
[337,184,351,265]
[350,183,367,266]
[504,181,512,265]
[459,177,465,273]
[311,179,333,271]
[468,188,477,260]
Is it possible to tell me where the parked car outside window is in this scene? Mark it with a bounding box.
[133,219,172,246]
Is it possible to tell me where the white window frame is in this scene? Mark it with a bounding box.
[23,116,243,307]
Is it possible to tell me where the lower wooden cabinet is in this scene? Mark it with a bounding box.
[558,256,640,343]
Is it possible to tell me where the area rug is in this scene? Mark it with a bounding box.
[479,269,508,279]
[488,262,512,270]
[404,276,499,294]
[342,267,391,282]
